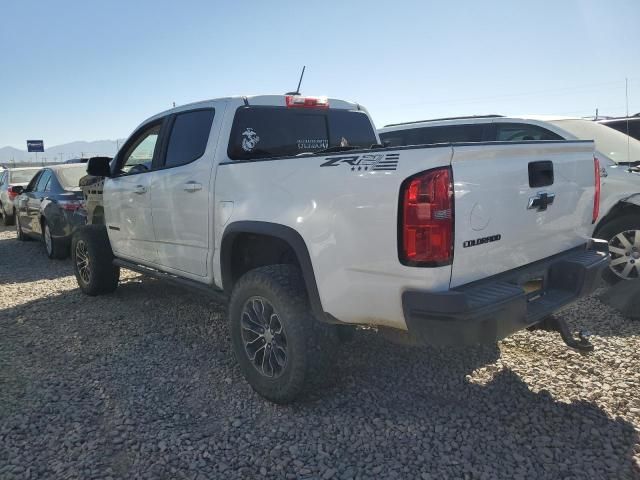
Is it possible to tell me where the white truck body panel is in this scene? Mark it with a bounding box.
[214,146,455,328]
[104,173,157,264]
[449,142,595,287]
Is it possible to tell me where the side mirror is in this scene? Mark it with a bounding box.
[87,156,111,177]
[12,185,24,195]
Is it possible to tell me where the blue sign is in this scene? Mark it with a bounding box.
[27,140,44,152]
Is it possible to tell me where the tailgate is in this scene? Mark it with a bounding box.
[450,141,595,288]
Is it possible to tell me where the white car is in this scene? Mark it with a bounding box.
[380,116,640,283]
[0,166,42,226]
[72,95,606,403]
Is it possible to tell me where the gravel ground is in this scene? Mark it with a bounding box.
[1,225,639,480]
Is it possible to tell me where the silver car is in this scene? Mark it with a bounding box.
[0,167,41,226]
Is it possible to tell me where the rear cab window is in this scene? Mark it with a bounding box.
[228,107,377,160]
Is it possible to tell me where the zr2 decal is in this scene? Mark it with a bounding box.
[320,153,399,172]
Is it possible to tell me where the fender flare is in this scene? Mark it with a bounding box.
[623,193,640,208]
[220,221,325,320]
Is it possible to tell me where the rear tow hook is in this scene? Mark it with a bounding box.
[529,316,594,352]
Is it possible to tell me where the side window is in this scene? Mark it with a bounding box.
[0,172,5,186]
[44,174,54,192]
[36,170,52,192]
[164,109,215,168]
[119,123,162,174]
[26,172,41,192]
[380,124,484,147]
[495,123,563,141]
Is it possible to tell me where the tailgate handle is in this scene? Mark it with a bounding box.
[528,161,554,188]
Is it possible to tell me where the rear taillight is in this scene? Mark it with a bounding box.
[59,199,83,212]
[593,156,600,224]
[400,167,454,265]
[285,95,329,109]
[7,186,19,200]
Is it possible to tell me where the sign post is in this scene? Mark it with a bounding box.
[26,140,44,165]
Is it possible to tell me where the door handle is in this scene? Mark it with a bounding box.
[133,185,147,195]
[184,181,203,193]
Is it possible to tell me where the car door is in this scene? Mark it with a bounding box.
[103,120,165,264]
[28,170,53,236]
[147,105,221,278]
[18,170,44,234]
[16,172,38,233]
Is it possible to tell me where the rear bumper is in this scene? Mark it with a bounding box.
[52,211,87,241]
[402,241,609,346]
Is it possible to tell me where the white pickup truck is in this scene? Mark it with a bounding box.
[73,94,608,403]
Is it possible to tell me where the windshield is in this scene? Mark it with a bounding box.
[549,119,640,164]
[56,165,87,189]
[10,169,39,184]
[228,107,378,160]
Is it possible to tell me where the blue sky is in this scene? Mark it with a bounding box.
[1,0,639,149]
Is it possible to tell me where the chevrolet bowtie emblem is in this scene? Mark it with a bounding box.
[528,192,555,211]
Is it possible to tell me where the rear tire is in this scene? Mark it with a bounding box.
[72,225,120,295]
[43,221,68,259]
[229,264,337,404]
[15,214,28,241]
[596,215,640,285]
[1,204,14,226]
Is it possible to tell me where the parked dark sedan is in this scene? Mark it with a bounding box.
[14,164,87,259]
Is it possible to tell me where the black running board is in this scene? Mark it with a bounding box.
[113,259,228,303]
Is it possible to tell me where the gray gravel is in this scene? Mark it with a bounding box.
[1,225,639,479]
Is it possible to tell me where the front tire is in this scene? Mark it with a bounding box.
[597,215,640,285]
[229,264,336,404]
[71,225,120,295]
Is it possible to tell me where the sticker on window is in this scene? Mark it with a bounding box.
[297,139,329,150]
[241,128,260,152]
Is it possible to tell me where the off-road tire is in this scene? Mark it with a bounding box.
[229,264,337,404]
[596,215,640,285]
[71,225,120,296]
[43,220,68,260]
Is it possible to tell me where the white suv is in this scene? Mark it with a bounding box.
[380,116,640,283]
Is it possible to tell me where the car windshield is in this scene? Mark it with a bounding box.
[10,169,39,184]
[228,107,378,160]
[549,119,640,164]
[56,165,87,189]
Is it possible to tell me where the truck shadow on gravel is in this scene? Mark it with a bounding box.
[1,278,638,479]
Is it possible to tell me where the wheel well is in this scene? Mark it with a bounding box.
[228,233,299,286]
[220,222,326,320]
[594,201,640,237]
[91,206,105,225]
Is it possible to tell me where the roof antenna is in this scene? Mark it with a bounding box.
[286,66,306,95]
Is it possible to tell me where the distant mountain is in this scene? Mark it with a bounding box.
[0,139,126,164]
